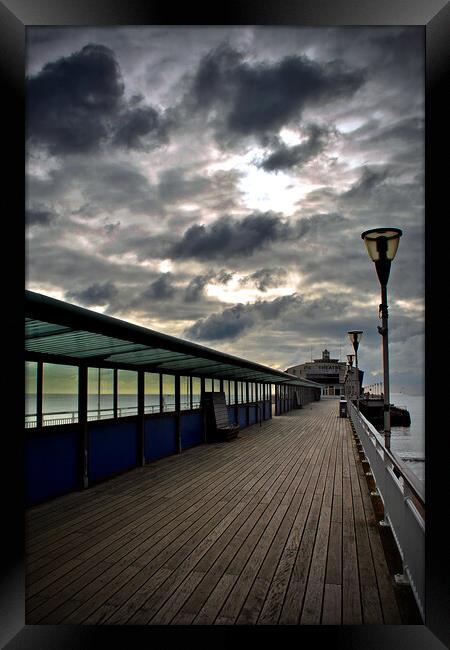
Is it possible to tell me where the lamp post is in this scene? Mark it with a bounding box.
[361,227,402,450]
[347,331,363,410]
[346,354,354,400]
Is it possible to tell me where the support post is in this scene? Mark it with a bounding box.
[379,283,391,449]
[138,370,145,465]
[175,375,181,453]
[78,365,88,489]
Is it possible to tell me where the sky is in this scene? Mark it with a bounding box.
[25,26,425,395]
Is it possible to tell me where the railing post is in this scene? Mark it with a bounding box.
[78,365,88,489]
[175,375,181,453]
[36,361,43,429]
[138,370,145,465]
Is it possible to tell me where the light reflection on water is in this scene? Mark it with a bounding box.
[389,393,424,482]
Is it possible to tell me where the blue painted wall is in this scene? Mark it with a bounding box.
[145,416,177,461]
[264,400,271,419]
[238,405,247,428]
[181,412,204,449]
[26,430,80,506]
[249,405,257,425]
[89,421,138,482]
[227,406,237,426]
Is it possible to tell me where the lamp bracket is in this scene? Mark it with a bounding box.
[377,325,387,336]
[379,303,388,319]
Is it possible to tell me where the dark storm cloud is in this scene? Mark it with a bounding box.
[240,268,288,292]
[170,212,292,261]
[27,44,168,155]
[142,273,176,300]
[66,281,119,306]
[341,166,389,201]
[112,102,168,150]
[26,207,55,226]
[259,124,331,172]
[183,270,231,303]
[184,294,304,341]
[185,42,366,146]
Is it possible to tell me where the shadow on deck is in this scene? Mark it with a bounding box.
[25,399,418,625]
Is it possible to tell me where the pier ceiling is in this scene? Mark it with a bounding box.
[25,291,319,387]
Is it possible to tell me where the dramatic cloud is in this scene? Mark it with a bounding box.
[260,124,332,172]
[186,42,366,146]
[66,281,119,306]
[184,270,232,303]
[27,44,168,155]
[25,27,424,394]
[170,212,292,261]
[184,294,304,341]
[240,268,288,291]
[26,207,55,226]
[341,166,389,201]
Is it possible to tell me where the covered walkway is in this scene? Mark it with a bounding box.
[26,399,404,625]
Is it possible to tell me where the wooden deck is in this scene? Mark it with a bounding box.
[25,399,403,625]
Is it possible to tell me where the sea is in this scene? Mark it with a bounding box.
[26,392,425,484]
[389,392,425,484]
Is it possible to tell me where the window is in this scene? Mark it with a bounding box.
[43,362,78,426]
[180,376,191,410]
[213,379,221,392]
[223,380,229,404]
[229,380,235,405]
[162,374,176,412]
[118,369,138,417]
[192,377,201,408]
[204,378,213,392]
[25,361,38,428]
[88,367,114,421]
[145,372,160,414]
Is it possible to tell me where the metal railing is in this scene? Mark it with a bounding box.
[347,400,425,620]
[25,400,207,428]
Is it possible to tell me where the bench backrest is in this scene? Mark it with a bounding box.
[203,392,231,428]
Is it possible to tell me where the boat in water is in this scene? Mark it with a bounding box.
[358,395,411,428]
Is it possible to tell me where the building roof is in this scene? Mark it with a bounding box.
[25,291,321,388]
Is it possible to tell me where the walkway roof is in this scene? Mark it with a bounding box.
[25,291,321,387]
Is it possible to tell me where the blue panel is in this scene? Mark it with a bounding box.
[227,406,238,426]
[89,421,138,482]
[181,412,204,450]
[26,429,80,506]
[239,406,247,428]
[264,401,271,419]
[249,405,257,425]
[145,416,177,461]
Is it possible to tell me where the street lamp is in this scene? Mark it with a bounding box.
[361,227,402,449]
[347,331,363,410]
[346,354,354,400]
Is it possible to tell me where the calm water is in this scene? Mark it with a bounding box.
[27,392,425,483]
[389,393,424,483]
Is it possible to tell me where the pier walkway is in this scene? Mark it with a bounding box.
[25,399,404,625]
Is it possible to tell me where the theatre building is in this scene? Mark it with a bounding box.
[286,349,350,397]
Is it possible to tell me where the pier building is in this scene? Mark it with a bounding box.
[24,291,424,626]
[286,349,364,398]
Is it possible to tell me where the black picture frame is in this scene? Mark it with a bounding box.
[2,0,448,648]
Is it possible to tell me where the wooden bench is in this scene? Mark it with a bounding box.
[203,391,240,442]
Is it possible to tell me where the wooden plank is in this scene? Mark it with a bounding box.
[342,425,362,625]
[27,421,296,596]
[24,400,405,626]
[322,583,341,625]
[348,432,384,624]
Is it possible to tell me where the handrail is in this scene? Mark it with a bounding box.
[349,401,424,506]
[347,400,425,620]
[25,398,272,428]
